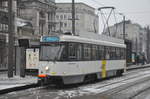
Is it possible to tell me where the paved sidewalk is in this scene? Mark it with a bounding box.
[0,72,37,93]
[127,64,150,70]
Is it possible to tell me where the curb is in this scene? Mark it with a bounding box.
[127,65,150,71]
[0,83,38,95]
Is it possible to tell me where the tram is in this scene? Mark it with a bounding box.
[38,34,126,85]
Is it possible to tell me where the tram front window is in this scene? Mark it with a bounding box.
[40,43,65,61]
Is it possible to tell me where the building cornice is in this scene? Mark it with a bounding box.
[56,2,95,10]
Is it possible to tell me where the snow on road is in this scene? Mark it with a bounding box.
[1,68,150,99]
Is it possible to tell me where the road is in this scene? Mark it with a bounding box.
[1,68,150,99]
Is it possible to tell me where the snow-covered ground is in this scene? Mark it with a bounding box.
[1,67,150,99]
[56,70,150,98]
[0,64,150,99]
[0,73,37,91]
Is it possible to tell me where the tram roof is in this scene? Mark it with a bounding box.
[59,35,126,48]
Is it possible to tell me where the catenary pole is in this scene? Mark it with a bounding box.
[123,15,126,40]
[8,0,14,78]
[72,0,75,35]
[147,26,150,63]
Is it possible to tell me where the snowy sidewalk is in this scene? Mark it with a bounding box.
[127,64,150,70]
[0,73,38,94]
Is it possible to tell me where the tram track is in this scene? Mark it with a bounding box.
[61,68,150,98]
[1,67,150,96]
[100,74,150,95]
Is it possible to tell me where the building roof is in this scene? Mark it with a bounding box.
[56,2,95,10]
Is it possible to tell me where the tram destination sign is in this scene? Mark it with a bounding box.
[41,36,60,42]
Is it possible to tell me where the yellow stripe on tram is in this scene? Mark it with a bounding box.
[101,60,107,78]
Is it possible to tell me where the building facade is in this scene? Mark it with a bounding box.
[0,0,57,70]
[17,0,56,39]
[103,20,147,56]
[0,0,10,70]
[55,3,99,35]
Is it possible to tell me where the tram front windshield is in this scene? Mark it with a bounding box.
[40,43,65,61]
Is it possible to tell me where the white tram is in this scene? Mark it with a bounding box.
[38,34,126,85]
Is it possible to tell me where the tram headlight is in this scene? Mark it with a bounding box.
[45,66,49,71]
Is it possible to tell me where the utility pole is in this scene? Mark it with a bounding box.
[72,0,75,35]
[136,37,138,57]
[8,0,14,78]
[123,15,126,40]
[118,13,127,40]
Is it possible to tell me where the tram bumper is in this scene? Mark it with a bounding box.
[38,74,63,85]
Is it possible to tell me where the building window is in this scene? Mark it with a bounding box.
[68,15,71,19]
[0,1,2,7]
[76,15,79,19]
[64,23,67,27]
[60,15,63,20]
[64,15,66,20]
[56,15,59,20]
[60,22,63,27]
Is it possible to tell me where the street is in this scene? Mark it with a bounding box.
[1,67,150,99]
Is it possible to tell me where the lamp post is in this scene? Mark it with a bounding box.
[119,13,126,40]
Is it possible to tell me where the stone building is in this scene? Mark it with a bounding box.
[17,0,56,39]
[0,0,57,70]
[102,20,147,55]
[55,3,99,35]
[0,0,10,70]
[0,0,18,70]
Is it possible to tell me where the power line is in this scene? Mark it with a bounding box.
[80,0,105,8]
[91,0,105,6]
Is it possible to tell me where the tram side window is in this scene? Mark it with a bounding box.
[83,44,91,60]
[95,45,99,60]
[68,43,77,60]
[120,48,125,59]
[116,48,119,59]
[105,47,110,60]
[91,45,97,60]
[77,43,82,60]
[110,47,116,60]
[124,48,126,59]
[116,48,122,59]
[98,46,105,60]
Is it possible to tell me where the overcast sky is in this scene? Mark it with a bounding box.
[56,0,150,32]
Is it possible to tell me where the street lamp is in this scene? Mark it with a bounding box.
[119,13,126,40]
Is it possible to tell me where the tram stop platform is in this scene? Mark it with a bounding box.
[0,72,37,94]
